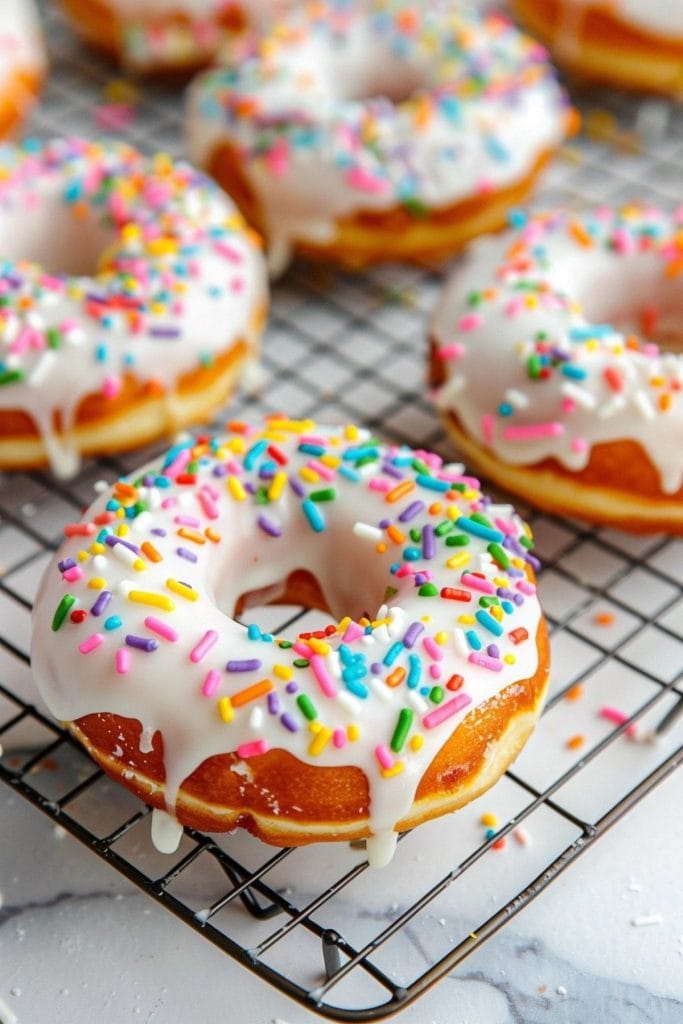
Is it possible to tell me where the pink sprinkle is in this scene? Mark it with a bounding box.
[190,629,218,663]
[516,579,536,595]
[342,621,365,643]
[571,436,589,454]
[164,448,191,480]
[333,728,346,749]
[79,633,104,655]
[292,641,311,657]
[438,343,466,360]
[310,653,338,698]
[197,490,219,520]
[561,397,576,413]
[144,616,179,642]
[93,102,135,131]
[493,517,516,535]
[62,566,84,583]
[457,312,484,332]
[237,739,269,759]
[599,705,628,725]
[369,477,391,492]
[481,414,495,445]
[201,483,219,501]
[102,375,121,400]
[202,669,221,697]
[175,515,201,527]
[306,459,336,481]
[116,648,131,675]
[468,652,503,672]
[375,744,394,770]
[612,228,635,255]
[461,573,496,595]
[345,166,389,194]
[266,137,290,177]
[213,240,244,263]
[505,296,525,317]
[513,826,532,847]
[502,422,565,441]
[429,664,441,680]
[423,692,472,729]
[395,563,412,578]
[422,636,443,660]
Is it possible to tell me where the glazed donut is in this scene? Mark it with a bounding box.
[58,0,284,74]
[510,0,683,96]
[430,203,683,533]
[31,417,549,867]
[186,0,573,275]
[0,0,46,138]
[0,137,267,479]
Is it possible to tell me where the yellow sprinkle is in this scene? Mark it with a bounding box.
[227,436,245,453]
[309,720,322,734]
[268,471,287,501]
[166,578,199,602]
[89,542,105,556]
[511,557,526,570]
[116,523,129,537]
[218,697,233,723]
[88,577,106,590]
[128,590,175,611]
[273,663,293,681]
[382,761,405,778]
[77,550,89,562]
[133,558,146,572]
[299,466,319,483]
[227,475,247,501]
[347,723,360,742]
[434,631,448,645]
[344,423,359,441]
[493,576,509,588]
[267,418,315,434]
[458,614,475,625]
[337,616,352,633]
[490,605,504,622]
[319,454,341,468]
[447,552,470,570]
[481,812,497,827]
[309,726,333,756]
[307,637,330,656]
[503,653,516,665]
[409,734,424,752]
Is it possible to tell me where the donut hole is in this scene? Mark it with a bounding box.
[0,189,115,277]
[337,59,427,106]
[564,251,682,353]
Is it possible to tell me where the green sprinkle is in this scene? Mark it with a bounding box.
[390,708,414,753]
[297,694,317,721]
[429,686,445,705]
[418,583,438,597]
[409,528,421,543]
[434,520,453,537]
[52,594,76,631]
[293,657,310,668]
[309,488,336,502]
[0,369,24,386]
[278,640,293,649]
[384,585,398,601]
[470,512,494,528]
[479,596,500,608]
[412,458,431,475]
[47,327,61,349]
[446,534,469,547]
[467,291,482,308]
[527,354,543,379]
[519,534,533,550]
[487,542,510,568]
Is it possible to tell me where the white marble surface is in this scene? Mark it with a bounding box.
[1,756,682,1024]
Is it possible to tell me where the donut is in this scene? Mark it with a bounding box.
[510,0,683,96]
[430,203,683,533]
[185,0,574,276]
[0,0,46,138]
[31,417,549,867]
[0,137,267,479]
[57,0,283,74]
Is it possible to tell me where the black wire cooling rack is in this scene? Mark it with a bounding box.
[1,1,683,1020]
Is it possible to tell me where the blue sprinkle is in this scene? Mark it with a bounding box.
[466,629,482,651]
[561,364,588,380]
[415,474,450,492]
[475,610,504,637]
[407,653,421,689]
[383,641,404,667]
[104,615,122,631]
[456,516,504,543]
[302,498,325,533]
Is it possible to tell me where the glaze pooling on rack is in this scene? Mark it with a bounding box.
[31,418,544,867]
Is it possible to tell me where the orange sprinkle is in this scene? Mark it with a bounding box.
[664,256,683,279]
[227,420,249,434]
[375,542,388,553]
[565,684,584,702]
[385,479,415,503]
[177,527,206,545]
[205,527,221,543]
[428,502,442,515]
[114,481,138,499]
[492,837,506,851]
[386,524,405,544]
[141,541,162,563]
[386,667,406,688]
[594,612,615,626]
[659,393,672,412]
[569,219,594,248]
[566,734,585,750]
[231,678,273,708]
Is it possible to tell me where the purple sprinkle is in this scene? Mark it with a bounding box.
[150,325,181,338]
[525,552,541,571]
[90,590,112,616]
[285,680,299,695]
[175,515,201,527]
[382,462,404,480]
[398,500,426,523]
[288,477,305,498]
[513,593,524,606]
[496,587,515,600]
[58,557,77,573]
[258,465,275,480]
[280,712,299,733]
[106,535,140,554]
[487,644,500,659]
[151,528,167,537]
[212,464,229,478]
[378,518,391,529]
[142,474,156,486]
[267,692,280,714]
[257,514,282,538]
[507,566,524,578]
[402,621,424,648]
[176,547,198,562]
[422,524,435,560]
[226,659,262,672]
[371,662,382,675]
[414,572,428,585]
[125,634,158,652]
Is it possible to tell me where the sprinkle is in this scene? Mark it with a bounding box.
[565,684,584,702]
[390,708,414,752]
[374,744,395,771]
[79,633,104,654]
[125,634,158,652]
[227,658,261,672]
[631,914,663,927]
[302,498,325,532]
[237,739,268,758]
[52,594,76,631]
[310,653,338,697]
[218,696,233,722]
[440,587,471,602]
[166,578,198,601]
[468,652,502,671]
[461,573,496,595]
[231,678,273,707]
[566,734,585,750]
[115,648,131,674]
[502,422,564,441]
[144,616,178,642]
[423,692,471,729]
[296,694,318,721]
[190,629,219,663]
[128,590,175,611]
[202,669,222,697]
[512,826,532,847]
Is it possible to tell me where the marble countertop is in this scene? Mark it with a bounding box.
[2,752,682,1024]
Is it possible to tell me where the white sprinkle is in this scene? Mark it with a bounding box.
[504,388,530,410]
[631,913,663,927]
[452,628,469,659]
[28,350,57,387]
[335,690,362,716]
[93,479,110,494]
[249,707,263,730]
[557,986,568,998]
[407,690,428,713]
[561,381,597,409]
[370,677,392,703]
[633,390,655,420]
[598,395,626,420]
[353,522,383,543]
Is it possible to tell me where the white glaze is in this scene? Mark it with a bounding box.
[0,0,45,98]
[431,204,683,495]
[30,419,545,865]
[186,0,569,275]
[0,138,267,478]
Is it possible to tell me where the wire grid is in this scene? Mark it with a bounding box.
[1,2,683,1020]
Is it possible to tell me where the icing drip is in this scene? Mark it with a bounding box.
[31,418,544,866]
